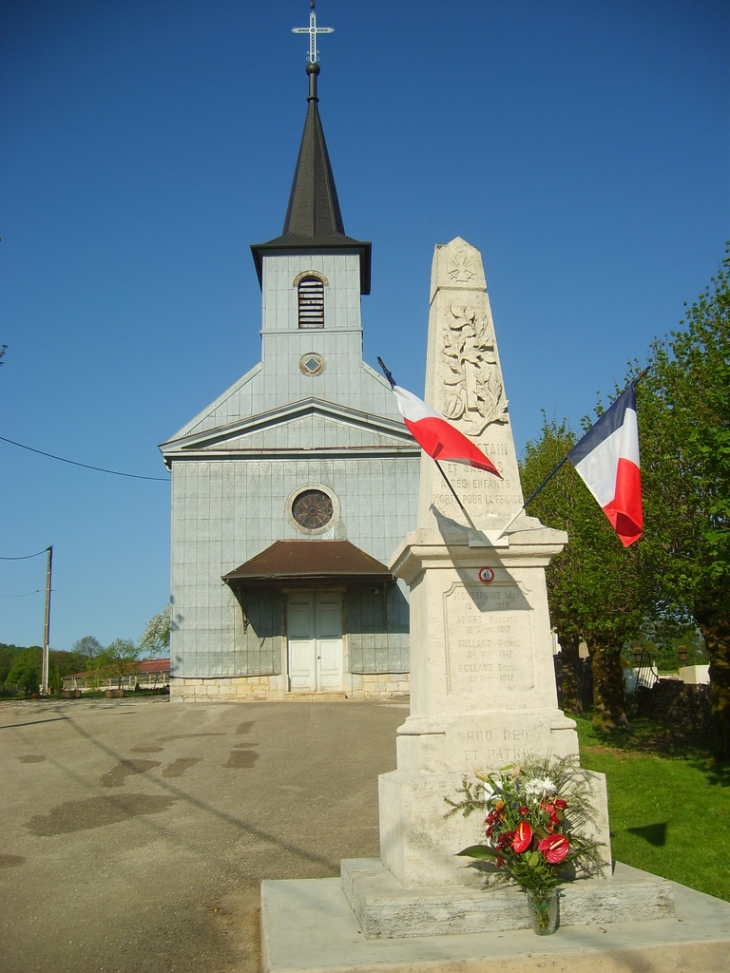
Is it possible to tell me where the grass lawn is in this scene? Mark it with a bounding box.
[574,714,730,902]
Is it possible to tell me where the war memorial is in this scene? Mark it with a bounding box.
[257,9,730,971]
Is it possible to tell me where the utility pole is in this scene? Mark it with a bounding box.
[41,545,52,694]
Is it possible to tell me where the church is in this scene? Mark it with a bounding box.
[160,58,420,701]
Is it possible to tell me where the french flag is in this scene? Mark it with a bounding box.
[390,384,502,478]
[568,383,643,547]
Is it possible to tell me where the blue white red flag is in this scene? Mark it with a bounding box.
[568,382,642,547]
[390,384,502,478]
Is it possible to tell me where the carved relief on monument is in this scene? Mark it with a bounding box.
[441,303,508,435]
[445,243,479,283]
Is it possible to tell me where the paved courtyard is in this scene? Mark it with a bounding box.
[0,696,407,973]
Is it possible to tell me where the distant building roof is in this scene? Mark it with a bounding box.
[63,657,170,680]
[137,658,171,674]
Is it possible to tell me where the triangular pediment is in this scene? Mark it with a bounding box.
[161,397,418,461]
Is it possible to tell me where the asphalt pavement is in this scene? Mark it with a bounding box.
[0,696,407,973]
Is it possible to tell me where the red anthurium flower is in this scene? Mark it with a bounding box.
[519,806,530,816]
[538,834,570,864]
[554,799,567,810]
[512,820,533,853]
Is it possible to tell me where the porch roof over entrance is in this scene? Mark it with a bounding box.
[222,540,392,586]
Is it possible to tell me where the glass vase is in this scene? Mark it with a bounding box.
[526,889,559,935]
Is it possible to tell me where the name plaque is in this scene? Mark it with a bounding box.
[444,583,534,694]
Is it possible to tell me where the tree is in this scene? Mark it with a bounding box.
[0,644,20,685]
[4,647,42,695]
[66,635,103,675]
[638,245,730,758]
[138,605,171,658]
[98,639,141,690]
[48,663,62,694]
[71,635,103,659]
[520,417,652,728]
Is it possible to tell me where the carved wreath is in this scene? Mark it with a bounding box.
[442,304,508,435]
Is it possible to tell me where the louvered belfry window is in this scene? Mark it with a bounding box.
[298,275,325,329]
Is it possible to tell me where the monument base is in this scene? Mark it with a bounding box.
[260,864,730,973]
[341,858,674,939]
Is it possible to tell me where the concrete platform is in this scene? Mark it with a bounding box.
[261,864,730,973]
[341,858,675,939]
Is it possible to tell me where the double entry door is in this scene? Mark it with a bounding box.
[286,591,343,693]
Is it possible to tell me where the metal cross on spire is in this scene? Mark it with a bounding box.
[291,1,334,64]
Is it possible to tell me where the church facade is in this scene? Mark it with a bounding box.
[160,62,419,701]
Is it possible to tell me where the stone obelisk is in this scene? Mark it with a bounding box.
[340,238,675,940]
[371,237,610,891]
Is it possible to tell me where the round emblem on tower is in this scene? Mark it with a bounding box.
[478,567,495,584]
[299,352,325,376]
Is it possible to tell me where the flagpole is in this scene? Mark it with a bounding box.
[491,458,569,542]
[378,357,488,542]
[377,357,395,388]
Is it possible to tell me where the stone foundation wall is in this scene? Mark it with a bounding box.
[170,675,283,702]
[634,679,712,732]
[347,673,410,699]
[170,672,410,702]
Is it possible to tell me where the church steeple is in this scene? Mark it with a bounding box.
[251,57,371,294]
[281,62,346,240]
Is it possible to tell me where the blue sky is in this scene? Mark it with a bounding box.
[1,0,728,651]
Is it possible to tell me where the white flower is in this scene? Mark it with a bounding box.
[524,776,557,799]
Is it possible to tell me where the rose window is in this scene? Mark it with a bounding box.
[291,490,334,530]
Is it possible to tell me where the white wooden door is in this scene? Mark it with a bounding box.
[287,595,317,691]
[287,593,342,692]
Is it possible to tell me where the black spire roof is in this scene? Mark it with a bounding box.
[251,62,371,294]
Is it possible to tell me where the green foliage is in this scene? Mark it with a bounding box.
[96,638,141,689]
[521,246,729,752]
[0,644,23,685]
[71,635,103,659]
[520,417,652,728]
[3,647,42,694]
[48,663,62,694]
[138,605,171,658]
[46,635,105,680]
[637,245,730,757]
[634,622,706,672]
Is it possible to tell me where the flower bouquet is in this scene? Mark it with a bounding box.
[445,756,604,934]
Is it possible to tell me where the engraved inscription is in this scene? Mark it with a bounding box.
[457,726,533,768]
[444,584,534,694]
[438,463,523,510]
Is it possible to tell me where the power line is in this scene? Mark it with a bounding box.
[0,434,170,482]
[0,547,49,560]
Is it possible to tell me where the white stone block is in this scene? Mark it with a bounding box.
[679,665,710,685]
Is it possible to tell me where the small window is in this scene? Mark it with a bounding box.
[298,276,325,329]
